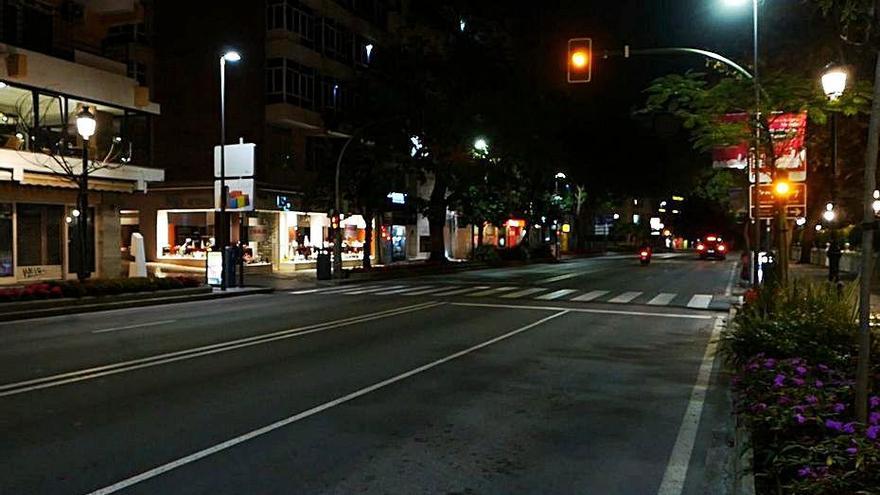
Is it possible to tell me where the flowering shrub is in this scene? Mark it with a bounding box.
[724,281,859,368]
[0,276,204,303]
[734,356,880,494]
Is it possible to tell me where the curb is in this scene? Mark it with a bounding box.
[702,303,756,494]
[0,287,274,322]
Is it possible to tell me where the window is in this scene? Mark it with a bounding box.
[157,211,216,259]
[105,23,148,45]
[127,61,147,86]
[0,204,11,277]
[119,210,140,256]
[16,204,63,267]
[265,59,315,109]
[266,0,315,47]
[0,83,34,151]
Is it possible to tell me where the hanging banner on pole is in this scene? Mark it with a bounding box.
[762,112,807,182]
[712,113,750,170]
[214,178,255,211]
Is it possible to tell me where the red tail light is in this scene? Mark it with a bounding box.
[640,251,648,257]
[697,244,705,251]
[718,244,726,252]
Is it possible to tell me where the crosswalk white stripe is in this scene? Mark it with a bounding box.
[344,285,406,295]
[570,290,609,302]
[647,293,677,306]
[325,285,385,294]
[536,289,578,301]
[403,286,462,296]
[501,287,548,299]
[289,285,374,295]
[431,286,490,296]
[687,294,713,309]
[373,286,433,295]
[467,287,518,297]
[608,291,643,304]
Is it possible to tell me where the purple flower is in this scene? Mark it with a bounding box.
[796,366,808,376]
[792,377,805,387]
[825,419,844,432]
[793,405,806,414]
[870,412,880,425]
[750,402,768,413]
[798,466,813,478]
[806,395,819,404]
[867,425,880,440]
[833,403,846,413]
[871,396,880,409]
[843,422,857,434]
[764,358,777,369]
[815,380,824,388]
[773,374,786,388]
[847,446,858,455]
[747,362,760,372]
[794,413,807,424]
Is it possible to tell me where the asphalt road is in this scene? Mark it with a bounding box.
[0,253,737,494]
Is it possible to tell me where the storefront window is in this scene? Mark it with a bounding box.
[0,83,33,151]
[157,210,215,258]
[246,213,275,265]
[0,204,12,277]
[279,211,372,264]
[16,204,63,267]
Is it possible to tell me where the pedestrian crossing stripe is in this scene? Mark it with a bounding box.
[291,284,727,310]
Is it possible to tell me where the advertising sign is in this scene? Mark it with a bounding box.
[207,251,223,286]
[712,112,808,182]
[712,113,750,170]
[214,142,255,178]
[750,183,807,219]
[214,178,255,212]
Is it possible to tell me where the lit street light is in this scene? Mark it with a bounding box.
[473,137,489,154]
[74,106,96,281]
[218,49,241,290]
[823,62,847,282]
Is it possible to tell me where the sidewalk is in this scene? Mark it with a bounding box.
[788,262,880,311]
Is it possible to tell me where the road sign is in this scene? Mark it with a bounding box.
[750,183,807,219]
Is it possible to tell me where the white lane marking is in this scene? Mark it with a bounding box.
[451,302,714,320]
[571,290,609,302]
[288,286,368,295]
[403,286,462,296]
[501,287,547,299]
[686,295,713,309]
[431,286,489,296]
[724,261,738,296]
[467,287,518,297]
[608,291,643,304]
[657,316,724,495]
[535,289,578,301]
[647,293,677,306]
[0,302,442,398]
[92,320,177,334]
[373,286,432,295]
[84,310,571,495]
[537,272,582,284]
[344,285,405,295]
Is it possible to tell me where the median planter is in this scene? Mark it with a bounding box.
[0,285,211,314]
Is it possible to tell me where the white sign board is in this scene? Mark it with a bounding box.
[215,178,255,212]
[214,142,255,178]
[207,251,223,286]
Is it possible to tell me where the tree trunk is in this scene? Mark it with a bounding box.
[362,209,373,270]
[477,222,485,247]
[855,50,880,424]
[428,173,448,263]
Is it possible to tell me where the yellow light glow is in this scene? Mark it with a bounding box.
[570,51,589,69]
[774,181,791,197]
[562,223,571,233]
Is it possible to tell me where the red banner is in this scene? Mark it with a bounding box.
[712,113,749,170]
[712,112,808,182]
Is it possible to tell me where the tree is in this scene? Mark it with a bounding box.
[13,93,131,280]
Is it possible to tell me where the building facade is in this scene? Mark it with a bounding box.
[0,0,162,284]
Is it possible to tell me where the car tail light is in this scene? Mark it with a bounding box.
[718,244,726,252]
[697,244,705,251]
[640,251,648,257]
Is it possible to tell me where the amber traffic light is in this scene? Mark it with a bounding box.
[568,38,592,83]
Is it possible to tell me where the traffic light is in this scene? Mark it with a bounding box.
[773,180,791,198]
[567,38,592,83]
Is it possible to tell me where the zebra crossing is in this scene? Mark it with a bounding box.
[289,283,733,310]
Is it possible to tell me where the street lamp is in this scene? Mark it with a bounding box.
[724,0,762,286]
[823,62,847,282]
[473,137,489,154]
[74,106,96,281]
[218,49,241,290]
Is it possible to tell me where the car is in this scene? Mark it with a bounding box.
[696,235,727,260]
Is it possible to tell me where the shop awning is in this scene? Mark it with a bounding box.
[20,172,135,193]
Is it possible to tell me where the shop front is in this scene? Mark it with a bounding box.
[277,211,374,271]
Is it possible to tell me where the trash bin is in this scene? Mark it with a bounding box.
[224,246,238,287]
[317,250,331,280]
